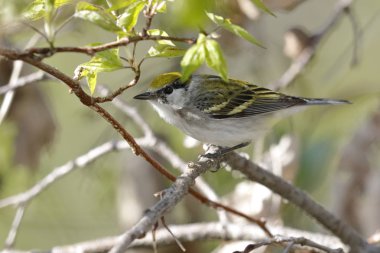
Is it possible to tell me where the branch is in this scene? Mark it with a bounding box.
[0,34,41,124]
[3,222,347,253]
[93,69,141,103]
[20,35,195,58]
[0,71,46,95]
[4,205,26,249]
[0,140,138,209]
[225,152,380,253]
[109,154,222,253]
[269,0,354,90]
[0,60,24,124]
[233,235,343,253]
[0,138,268,237]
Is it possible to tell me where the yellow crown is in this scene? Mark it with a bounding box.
[150,72,182,89]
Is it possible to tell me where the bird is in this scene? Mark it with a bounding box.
[134,72,349,153]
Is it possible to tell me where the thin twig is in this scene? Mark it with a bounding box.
[0,71,47,95]
[160,217,186,252]
[0,60,24,124]
[344,6,360,66]
[233,235,343,253]
[142,0,157,37]
[151,222,159,253]
[269,0,354,90]
[0,34,41,124]
[93,68,141,103]
[0,140,140,209]
[323,9,380,80]
[4,205,26,249]
[21,21,50,44]
[53,16,74,37]
[22,35,195,58]
[282,241,295,253]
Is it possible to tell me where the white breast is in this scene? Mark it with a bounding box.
[149,101,270,147]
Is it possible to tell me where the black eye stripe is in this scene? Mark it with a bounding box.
[164,86,173,94]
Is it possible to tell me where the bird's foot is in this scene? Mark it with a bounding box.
[199,142,250,163]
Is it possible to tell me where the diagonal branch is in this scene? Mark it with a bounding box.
[0,60,24,124]
[225,152,380,253]
[109,156,225,253]
[4,205,26,249]
[0,71,47,95]
[270,0,355,90]
[0,140,137,209]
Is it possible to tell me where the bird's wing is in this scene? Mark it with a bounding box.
[194,79,306,119]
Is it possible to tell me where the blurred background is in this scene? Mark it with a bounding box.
[0,0,380,252]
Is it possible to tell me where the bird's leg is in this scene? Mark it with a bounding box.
[201,142,250,159]
[198,142,250,172]
[219,142,250,155]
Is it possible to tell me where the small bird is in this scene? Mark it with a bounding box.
[134,72,349,151]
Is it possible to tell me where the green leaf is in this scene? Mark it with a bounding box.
[54,0,72,7]
[150,0,174,13]
[76,1,98,11]
[106,0,136,12]
[148,29,175,46]
[156,1,167,13]
[23,0,72,20]
[148,45,186,58]
[204,39,228,81]
[75,48,123,95]
[226,23,263,47]
[86,70,98,95]
[75,2,121,32]
[181,34,229,81]
[23,0,45,20]
[95,49,124,70]
[45,0,55,18]
[117,0,145,31]
[250,0,275,16]
[82,48,123,72]
[147,29,185,58]
[206,12,264,47]
[180,34,207,81]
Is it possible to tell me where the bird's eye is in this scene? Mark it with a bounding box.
[163,86,173,95]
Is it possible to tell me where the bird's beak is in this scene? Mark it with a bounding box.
[133,91,158,100]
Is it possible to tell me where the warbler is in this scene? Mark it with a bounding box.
[134,72,349,150]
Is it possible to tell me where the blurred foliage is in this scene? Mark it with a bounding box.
[0,0,380,250]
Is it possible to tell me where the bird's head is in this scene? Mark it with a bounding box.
[134,72,190,107]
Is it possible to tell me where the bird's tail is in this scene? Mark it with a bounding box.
[301,97,351,105]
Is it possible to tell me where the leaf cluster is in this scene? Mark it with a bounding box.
[23,0,273,93]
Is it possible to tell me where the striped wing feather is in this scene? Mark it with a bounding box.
[193,78,306,119]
